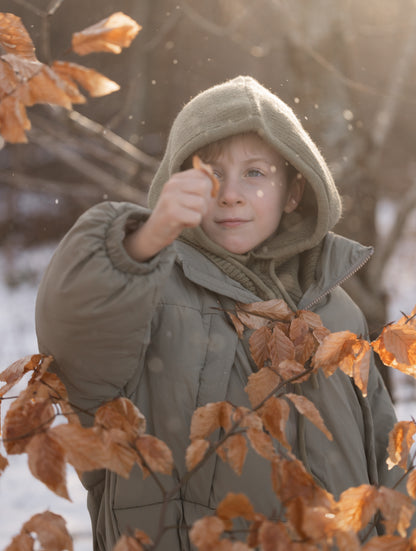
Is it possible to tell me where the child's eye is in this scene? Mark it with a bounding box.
[246,169,264,177]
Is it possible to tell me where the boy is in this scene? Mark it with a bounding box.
[36,76,402,550]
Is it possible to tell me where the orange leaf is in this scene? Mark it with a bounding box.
[189,516,225,550]
[234,308,270,331]
[0,354,46,398]
[312,330,357,376]
[239,299,294,321]
[0,453,9,476]
[95,397,146,440]
[298,310,325,330]
[249,326,272,369]
[245,367,280,409]
[373,325,416,377]
[286,496,338,542]
[276,358,311,384]
[378,486,415,537]
[258,520,292,551]
[190,402,233,440]
[216,493,256,525]
[113,530,153,551]
[3,391,55,454]
[192,155,220,197]
[285,393,332,440]
[272,457,335,509]
[72,12,141,55]
[3,532,34,551]
[387,421,416,470]
[361,535,411,550]
[336,484,380,533]
[22,511,73,551]
[260,396,291,450]
[135,434,174,475]
[246,428,275,461]
[406,470,416,500]
[0,13,37,59]
[217,434,247,476]
[52,61,120,98]
[186,438,210,471]
[268,325,295,366]
[26,432,70,500]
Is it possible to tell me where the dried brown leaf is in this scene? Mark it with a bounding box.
[193,155,220,197]
[246,428,275,461]
[285,393,332,440]
[258,520,292,551]
[4,532,34,551]
[373,325,416,378]
[298,310,324,329]
[406,469,416,500]
[22,511,73,551]
[72,12,141,55]
[3,391,55,454]
[186,438,210,471]
[52,61,120,97]
[249,326,272,369]
[217,433,248,476]
[189,516,225,550]
[336,484,380,533]
[378,486,415,537]
[260,396,291,450]
[190,402,233,440]
[361,535,411,551]
[216,493,256,525]
[290,318,310,346]
[239,299,294,321]
[312,330,357,376]
[26,432,69,500]
[0,354,46,398]
[135,434,173,475]
[227,312,245,338]
[0,453,9,476]
[387,421,416,470]
[95,397,146,440]
[0,13,37,59]
[245,367,280,409]
[272,457,335,509]
[268,325,295,366]
[276,358,311,384]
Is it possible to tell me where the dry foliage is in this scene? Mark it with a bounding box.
[0,11,141,143]
[1,300,416,549]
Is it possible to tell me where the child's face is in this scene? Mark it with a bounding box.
[200,133,302,254]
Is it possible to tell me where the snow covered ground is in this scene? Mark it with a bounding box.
[0,200,415,550]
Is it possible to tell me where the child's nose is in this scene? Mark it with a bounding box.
[218,176,244,205]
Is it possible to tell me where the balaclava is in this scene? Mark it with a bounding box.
[148,76,342,309]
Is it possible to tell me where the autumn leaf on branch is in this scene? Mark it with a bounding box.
[386,420,416,471]
[4,511,73,551]
[372,321,416,378]
[285,393,333,441]
[71,12,141,55]
[0,11,140,143]
[113,530,153,551]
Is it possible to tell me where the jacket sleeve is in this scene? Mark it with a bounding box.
[35,201,176,416]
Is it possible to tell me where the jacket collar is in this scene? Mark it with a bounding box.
[174,233,373,309]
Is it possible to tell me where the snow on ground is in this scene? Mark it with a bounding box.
[0,199,415,550]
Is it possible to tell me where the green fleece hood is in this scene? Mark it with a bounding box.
[148,76,342,251]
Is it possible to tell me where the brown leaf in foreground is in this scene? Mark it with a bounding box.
[135,434,174,476]
[406,469,416,500]
[249,326,272,369]
[216,493,256,528]
[95,397,146,440]
[258,520,292,551]
[361,535,410,550]
[26,432,70,500]
[217,433,247,476]
[6,511,74,551]
[186,438,210,471]
[52,61,120,98]
[239,299,294,321]
[113,530,153,551]
[0,453,9,476]
[245,367,280,409]
[372,324,416,378]
[190,402,233,441]
[260,396,291,450]
[0,13,36,59]
[285,393,333,441]
[189,516,225,550]
[336,484,379,533]
[386,420,416,470]
[377,486,415,537]
[72,12,141,55]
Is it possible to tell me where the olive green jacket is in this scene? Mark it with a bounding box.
[36,201,403,551]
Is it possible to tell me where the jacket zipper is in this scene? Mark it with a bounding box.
[303,248,374,311]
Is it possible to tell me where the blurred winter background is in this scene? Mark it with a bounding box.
[1,0,416,549]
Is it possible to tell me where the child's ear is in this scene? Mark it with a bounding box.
[284,176,305,213]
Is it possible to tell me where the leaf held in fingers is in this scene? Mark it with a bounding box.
[192,154,220,197]
[72,12,141,55]
[285,393,332,440]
